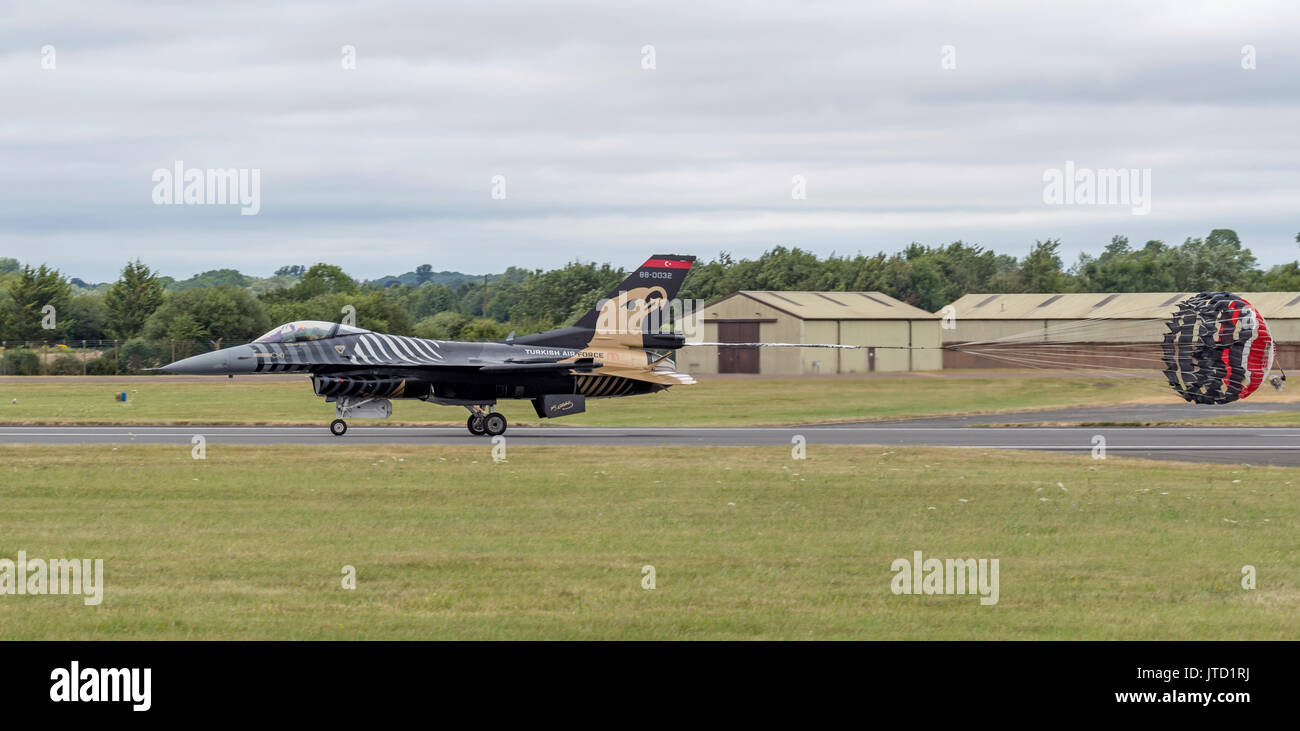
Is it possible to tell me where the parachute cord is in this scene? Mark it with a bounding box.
[682,343,952,350]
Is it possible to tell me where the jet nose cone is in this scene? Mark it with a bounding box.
[161,349,231,375]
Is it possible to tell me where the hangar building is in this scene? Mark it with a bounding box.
[681,291,942,375]
[942,292,1300,370]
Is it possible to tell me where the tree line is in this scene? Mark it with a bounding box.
[0,227,1296,371]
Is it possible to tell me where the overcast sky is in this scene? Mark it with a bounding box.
[2,0,1299,281]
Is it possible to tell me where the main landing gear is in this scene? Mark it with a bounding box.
[465,405,507,437]
[330,418,348,436]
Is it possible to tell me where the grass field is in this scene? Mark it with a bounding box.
[0,372,1248,427]
[0,444,1295,640]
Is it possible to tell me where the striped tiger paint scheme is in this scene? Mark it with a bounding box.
[313,374,427,400]
[574,374,639,398]
[249,333,445,373]
[347,333,444,366]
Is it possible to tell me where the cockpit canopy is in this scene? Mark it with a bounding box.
[254,320,370,344]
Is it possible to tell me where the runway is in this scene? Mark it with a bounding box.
[875,400,1300,426]
[2,422,1299,464]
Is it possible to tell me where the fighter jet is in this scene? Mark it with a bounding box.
[161,255,698,436]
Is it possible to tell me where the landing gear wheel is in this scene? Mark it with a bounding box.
[467,414,487,436]
[330,419,348,436]
[483,413,507,437]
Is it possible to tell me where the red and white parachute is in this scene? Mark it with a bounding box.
[1161,292,1275,404]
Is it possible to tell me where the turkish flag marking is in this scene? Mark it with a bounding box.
[642,258,692,270]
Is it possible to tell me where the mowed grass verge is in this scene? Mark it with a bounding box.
[0,374,1184,427]
[0,444,1295,639]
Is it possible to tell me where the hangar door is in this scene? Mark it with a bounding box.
[717,321,760,373]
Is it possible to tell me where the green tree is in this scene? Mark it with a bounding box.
[1162,229,1257,291]
[143,286,271,344]
[402,283,457,321]
[1261,262,1300,290]
[47,353,84,375]
[105,260,165,338]
[1072,236,1175,292]
[458,318,510,341]
[1018,239,1069,292]
[261,263,358,306]
[3,349,40,375]
[296,263,357,298]
[413,311,471,340]
[65,294,113,341]
[0,287,12,340]
[5,264,72,340]
[506,261,624,328]
[169,268,252,291]
[118,339,169,372]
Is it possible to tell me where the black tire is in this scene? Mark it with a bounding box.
[330,419,347,436]
[467,414,487,436]
[484,413,507,437]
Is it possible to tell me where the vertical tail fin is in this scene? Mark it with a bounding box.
[515,254,695,349]
[573,255,695,330]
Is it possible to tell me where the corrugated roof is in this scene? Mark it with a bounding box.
[946,292,1300,319]
[709,291,939,320]
[1233,292,1300,318]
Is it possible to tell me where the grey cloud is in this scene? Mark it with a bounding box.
[1,0,1298,280]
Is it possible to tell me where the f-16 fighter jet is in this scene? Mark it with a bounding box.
[161,255,697,436]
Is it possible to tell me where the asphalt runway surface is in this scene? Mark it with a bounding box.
[879,400,1300,426]
[2,400,1299,465]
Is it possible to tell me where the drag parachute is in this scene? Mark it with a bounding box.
[1161,292,1274,404]
[688,289,1285,405]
